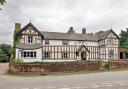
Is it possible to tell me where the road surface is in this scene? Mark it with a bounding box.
[0,63,8,75]
[1,71,128,89]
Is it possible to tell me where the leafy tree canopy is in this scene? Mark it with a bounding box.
[95,30,104,35]
[0,43,12,62]
[0,49,4,62]
[119,29,128,48]
[0,0,5,5]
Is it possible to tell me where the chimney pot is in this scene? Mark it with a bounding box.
[70,27,73,30]
[82,28,86,34]
[67,26,76,34]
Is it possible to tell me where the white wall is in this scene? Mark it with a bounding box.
[47,40,99,46]
[49,40,62,45]
[16,48,42,62]
[85,41,99,46]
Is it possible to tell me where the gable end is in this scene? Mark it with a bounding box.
[16,22,44,39]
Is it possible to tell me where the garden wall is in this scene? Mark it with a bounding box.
[109,60,128,69]
[9,61,101,74]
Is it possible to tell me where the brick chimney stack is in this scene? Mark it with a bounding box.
[15,23,21,32]
[82,27,86,34]
[67,26,76,34]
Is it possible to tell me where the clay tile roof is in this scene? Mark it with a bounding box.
[16,22,119,42]
[97,29,119,40]
[41,31,98,41]
[16,43,43,50]
[97,30,110,40]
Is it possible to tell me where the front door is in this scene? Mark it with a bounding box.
[81,51,86,60]
[120,52,123,59]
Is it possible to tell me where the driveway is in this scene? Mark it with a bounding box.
[0,63,9,75]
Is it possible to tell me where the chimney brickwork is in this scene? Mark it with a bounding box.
[67,26,76,34]
[82,28,86,34]
[15,23,21,32]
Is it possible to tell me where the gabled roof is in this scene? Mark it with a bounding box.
[98,29,119,40]
[76,45,90,53]
[17,22,44,39]
[16,23,119,41]
[41,29,119,41]
[16,43,43,50]
[41,31,98,41]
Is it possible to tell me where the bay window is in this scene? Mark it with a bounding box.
[21,51,37,58]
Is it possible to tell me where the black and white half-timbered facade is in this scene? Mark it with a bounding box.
[15,23,119,62]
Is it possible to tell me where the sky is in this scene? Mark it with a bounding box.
[0,0,128,44]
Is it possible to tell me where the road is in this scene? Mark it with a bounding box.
[1,71,128,89]
[0,63,8,76]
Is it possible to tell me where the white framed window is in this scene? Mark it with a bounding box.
[61,52,68,59]
[109,50,114,57]
[78,41,84,44]
[75,41,77,45]
[100,48,105,54]
[107,39,113,44]
[28,35,33,43]
[21,51,36,58]
[62,40,68,45]
[44,52,51,59]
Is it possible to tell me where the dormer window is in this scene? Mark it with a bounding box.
[28,35,33,43]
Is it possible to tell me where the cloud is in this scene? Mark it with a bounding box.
[0,0,128,44]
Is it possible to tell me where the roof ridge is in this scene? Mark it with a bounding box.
[41,31,98,36]
[41,31,66,34]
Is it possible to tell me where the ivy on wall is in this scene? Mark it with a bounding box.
[13,30,21,49]
[12,30,21,59]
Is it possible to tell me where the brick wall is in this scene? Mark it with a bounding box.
[109,60,128,69]
[9,61,101,74]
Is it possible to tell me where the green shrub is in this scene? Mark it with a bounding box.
[100,60,109,70]
[12,58,23,64]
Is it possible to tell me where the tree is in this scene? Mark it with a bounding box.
[0,43,12,62]
[0,49,4,62]
[119,29,128,48]
[0,0,5,5]
[95,31,104,35]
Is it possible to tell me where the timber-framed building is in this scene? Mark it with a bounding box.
[15,22,119,62]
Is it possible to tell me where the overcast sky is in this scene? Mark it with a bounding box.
[0,0,128,44]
